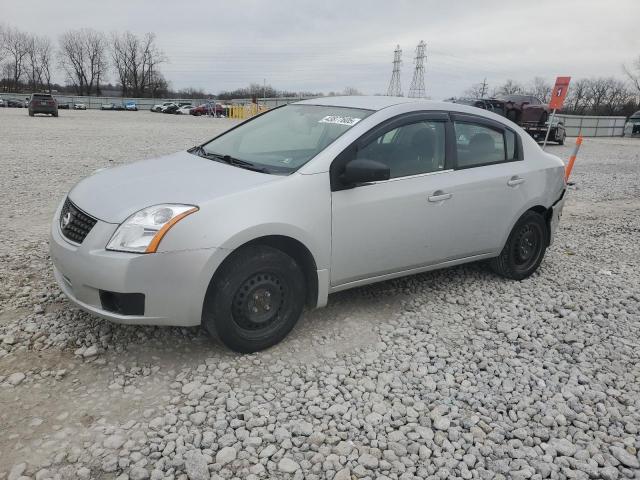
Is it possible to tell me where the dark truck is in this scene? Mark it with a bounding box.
[449,95,566,144]
[28,93,58,117]
[497,94,566,145]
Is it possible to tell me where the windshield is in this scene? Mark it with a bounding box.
[200,104,373,174]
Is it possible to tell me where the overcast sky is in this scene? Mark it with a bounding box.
[2,0,639,99]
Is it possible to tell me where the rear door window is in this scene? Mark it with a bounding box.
[454,122,508,168]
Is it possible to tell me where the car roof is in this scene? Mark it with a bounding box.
[294,95,418,111]
[294,95,507,116]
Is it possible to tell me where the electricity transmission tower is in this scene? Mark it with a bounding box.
[408,41,427,98]
[479,78,488,98]
[386,45,403,96]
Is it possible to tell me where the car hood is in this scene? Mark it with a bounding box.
[69,151,282,223]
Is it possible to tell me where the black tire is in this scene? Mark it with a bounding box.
[202,245,306,353]
[490,210,548,280]
[558,130,566,145]
[29,111,34,117]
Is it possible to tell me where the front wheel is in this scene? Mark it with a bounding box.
[202,245,306,353]
[490,211,548,280]
[558,130,566,145]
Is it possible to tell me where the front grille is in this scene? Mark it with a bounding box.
[60,198,97,244]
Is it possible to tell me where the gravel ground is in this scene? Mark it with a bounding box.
[0,107,639,480]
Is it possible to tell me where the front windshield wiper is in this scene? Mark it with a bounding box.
[189,146,270,173]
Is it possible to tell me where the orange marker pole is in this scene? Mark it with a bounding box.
[565,135,583,181]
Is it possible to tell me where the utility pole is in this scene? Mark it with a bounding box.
[263,78,266,105]
[386,45,403,97]
[479,78,488,98]
[408,41,427,98]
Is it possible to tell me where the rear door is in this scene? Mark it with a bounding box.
[445,114,530,256]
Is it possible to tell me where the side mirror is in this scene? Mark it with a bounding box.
[341,158,390,186]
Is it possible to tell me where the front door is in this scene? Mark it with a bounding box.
[330,113,452,286]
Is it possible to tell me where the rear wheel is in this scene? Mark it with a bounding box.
[490,211,548,280]
[558,129,566,145]
[29,111,34,117]
[202,245,306,353]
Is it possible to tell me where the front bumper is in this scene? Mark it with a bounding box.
[49,201,225,327]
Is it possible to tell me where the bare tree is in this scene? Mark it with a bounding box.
[602,78,633,115]
[38,37,54,92]
[623,56,640,97]
[342,86,362,95]
[111,31,165,97]
[464,80,489,98]
[565,78,590,114]
[3,26,29,91]
[25,35,53,92]
[0,24,6,65]
[527,77,552,103]
[586,77,610,114]
[494,79,524,96]
[59,29,108,95]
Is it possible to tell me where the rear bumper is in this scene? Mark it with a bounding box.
[49,201,227,327]
[30,106,57,114]
[549,189,566,245]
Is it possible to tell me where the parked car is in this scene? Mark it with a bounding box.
[175,105,194,115]
[50,96,567,353]
[6,98,26,108]
[58,102,71,109]
[161,103,181,114]
[623,110,640,137]
[28,93,58,117]
[151,102,175,112]
[190,103,225,116]
[101,103,125,111]
[124,101,138,111]
[74,103,87,110]
[497,94,550,125]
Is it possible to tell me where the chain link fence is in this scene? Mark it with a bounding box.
[555,114,627,137]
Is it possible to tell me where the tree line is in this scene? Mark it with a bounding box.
[0,24,168,97]
[462,71,640,116]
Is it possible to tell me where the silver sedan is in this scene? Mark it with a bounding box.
[50,96,566,352]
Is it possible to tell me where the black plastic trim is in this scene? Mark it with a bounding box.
[99,291,145,316]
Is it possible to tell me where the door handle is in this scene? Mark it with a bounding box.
[507,176,525,187]
[428,191,452,202]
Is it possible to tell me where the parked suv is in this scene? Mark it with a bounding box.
[29,93,58,117]
[50,97,567,353]
[623,110,640,137]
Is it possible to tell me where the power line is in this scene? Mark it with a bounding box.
[408,40,427,98]
[386,45,402,97]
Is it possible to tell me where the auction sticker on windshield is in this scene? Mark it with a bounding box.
[319,115,361,126]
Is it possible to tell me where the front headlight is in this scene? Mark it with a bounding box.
[106,204,198,253]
